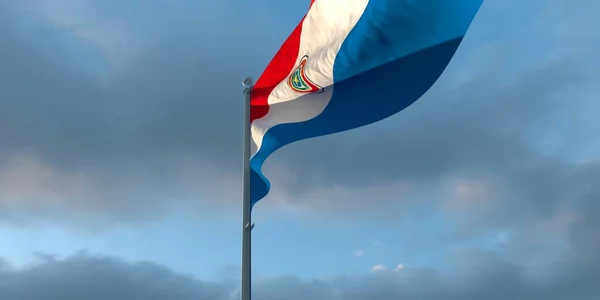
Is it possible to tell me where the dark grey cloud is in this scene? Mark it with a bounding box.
[0,0,598,228]
[0,252,233,300]
[0,0,285,225]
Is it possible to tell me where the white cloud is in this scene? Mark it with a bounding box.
[353,249,364,257]
[371,264,386,272]
[394,264,405,271]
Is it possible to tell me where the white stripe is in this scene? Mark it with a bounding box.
[251,0,369,157]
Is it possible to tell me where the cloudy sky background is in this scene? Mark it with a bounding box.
[0,0,599,299]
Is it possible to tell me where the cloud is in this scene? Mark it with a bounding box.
[0,0,598,230]
[0,251,234,300]
[0,154,241,227]
[1,1,598,298]
[2,217,600,300]
[0,0,278,226]
[353,249,364,257]
[371,264,386,272]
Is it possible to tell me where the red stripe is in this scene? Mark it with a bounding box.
[250,3,315,123]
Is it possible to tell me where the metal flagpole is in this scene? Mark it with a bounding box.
[241,77,254,300]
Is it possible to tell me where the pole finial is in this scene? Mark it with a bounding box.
[242,77,254,87]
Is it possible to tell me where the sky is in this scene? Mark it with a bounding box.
[0,0,599,299]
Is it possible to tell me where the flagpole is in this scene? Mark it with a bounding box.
[241,77,254,300]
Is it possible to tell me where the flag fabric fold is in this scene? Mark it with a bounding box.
[249,0,483,208]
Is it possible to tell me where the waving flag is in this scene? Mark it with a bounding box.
[249,0,483,207]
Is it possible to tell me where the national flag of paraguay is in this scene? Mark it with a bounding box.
[250,0,483,207]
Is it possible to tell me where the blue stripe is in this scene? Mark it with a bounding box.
[250,0,483,208]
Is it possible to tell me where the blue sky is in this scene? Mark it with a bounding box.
[0,197,451,279]
[0,0,599,299]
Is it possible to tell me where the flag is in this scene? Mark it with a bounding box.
[249,0,483,207]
